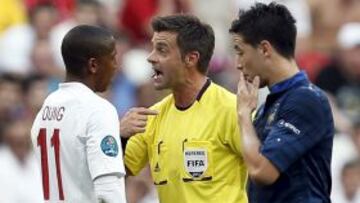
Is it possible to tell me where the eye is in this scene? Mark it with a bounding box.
[236,51,244,56]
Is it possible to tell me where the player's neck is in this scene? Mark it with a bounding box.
[65,74,96,91]
[172,74,207,109]
[268,57,299,87]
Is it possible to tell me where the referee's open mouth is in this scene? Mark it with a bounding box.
[152,67,163,79]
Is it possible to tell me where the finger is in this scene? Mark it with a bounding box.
[237,71,246,93]
[250,76,260,96]
[134,120,147,128]
[137,108,159,116]
[132,126,146,134]
[253,76,260,89]
[137,115,148,122]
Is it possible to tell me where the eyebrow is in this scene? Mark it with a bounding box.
[155,41,169,48]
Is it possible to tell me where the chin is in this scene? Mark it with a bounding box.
[152,80,168,90]
[153,84,166,90]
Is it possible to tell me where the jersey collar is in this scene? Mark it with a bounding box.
[269,71,309,94]
[175,78,211,111]
[59,82,94,93]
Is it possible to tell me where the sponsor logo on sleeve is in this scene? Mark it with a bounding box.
[278,119,301,135]
[100,135,119,157]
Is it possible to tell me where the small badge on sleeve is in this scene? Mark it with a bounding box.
[100,135,119,157]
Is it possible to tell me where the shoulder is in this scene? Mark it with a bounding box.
[89,95,118,116]
[208,82,237,110]
[285,84,327,105]
[280,84,331,117]
[149,93,173,111]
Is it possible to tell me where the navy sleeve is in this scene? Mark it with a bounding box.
[260,87,328,172]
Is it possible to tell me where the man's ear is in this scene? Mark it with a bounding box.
[88,58,98,74]
[258,40,273,58]
[184,51,200,68]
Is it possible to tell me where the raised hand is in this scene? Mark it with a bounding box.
[237,71,260,118]
[120,107,158,138]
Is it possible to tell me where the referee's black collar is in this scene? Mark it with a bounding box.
[176,78,211,111]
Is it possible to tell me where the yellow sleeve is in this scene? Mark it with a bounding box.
[124,106,160,176]
[124,132,149,176]
[221,105,243,156]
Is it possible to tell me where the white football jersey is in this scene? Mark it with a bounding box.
[31,82,126,203]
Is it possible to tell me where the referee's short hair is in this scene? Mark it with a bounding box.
[151,14,215,74]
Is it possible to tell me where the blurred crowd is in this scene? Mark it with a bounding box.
[0,0,359,203]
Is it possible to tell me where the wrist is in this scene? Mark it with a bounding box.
[237,110,253,120]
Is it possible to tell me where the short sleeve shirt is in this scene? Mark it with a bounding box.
[248,72,334,203]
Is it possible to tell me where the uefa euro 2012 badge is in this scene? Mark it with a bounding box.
[100,135,119,157]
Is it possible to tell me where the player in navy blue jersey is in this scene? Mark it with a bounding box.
[229,2,335,203]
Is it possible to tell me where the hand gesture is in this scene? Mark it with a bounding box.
[120,107,158,138]
[237,71,260,118]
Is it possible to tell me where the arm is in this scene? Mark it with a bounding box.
[236,72,280,185]
[237,113,280,185]
[94,174,126,203]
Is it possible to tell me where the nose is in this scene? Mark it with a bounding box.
[235,55,243,70]
[236,61,244,71]
[147,50,157,65]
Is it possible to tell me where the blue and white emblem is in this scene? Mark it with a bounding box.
[100,135,119,157]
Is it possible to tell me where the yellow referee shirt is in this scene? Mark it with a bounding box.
[125,80,248,203]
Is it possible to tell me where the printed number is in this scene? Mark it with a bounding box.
[37,128,64,200]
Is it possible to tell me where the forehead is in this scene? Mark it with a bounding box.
[232,34,247,47]
[151,31,178,46]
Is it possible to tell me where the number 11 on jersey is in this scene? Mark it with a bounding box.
[37,128,64,200]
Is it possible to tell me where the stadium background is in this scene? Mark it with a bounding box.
[0,0,359,202]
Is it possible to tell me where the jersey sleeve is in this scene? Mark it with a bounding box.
[124,105,159,176]
[124,132,149,176]
[86,103,125,180]
[222,104,243,157]
[260,88,332,172]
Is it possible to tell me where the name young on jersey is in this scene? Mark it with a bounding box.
[42,106,65,121]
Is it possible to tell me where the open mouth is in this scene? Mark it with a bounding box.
[152,67,163,78]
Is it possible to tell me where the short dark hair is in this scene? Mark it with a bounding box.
[151,14,215,74]
[61,25,114,77]
[229,2,297,59]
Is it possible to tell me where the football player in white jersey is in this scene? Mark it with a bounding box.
[31,25,126,203]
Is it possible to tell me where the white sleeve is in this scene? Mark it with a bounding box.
[86,102,126,180]
[94,174,127,203]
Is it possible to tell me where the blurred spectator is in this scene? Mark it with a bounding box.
[28,3,58,40]
[119,0,191,44]
[0,74,23,140]
[30,39,63,89]
[97,0,122,31]
[0,120,43,203]
[340,159,360,203]
[20,74,50,122]
[331,129,359,203]
[0,3,58,75]
[315,22,360,134]
[307,0,360,53]
[49,0,102,68]
[0,0,27,33]
[25,0,75,20]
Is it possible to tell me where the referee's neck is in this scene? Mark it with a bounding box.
[172,75,207,109]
